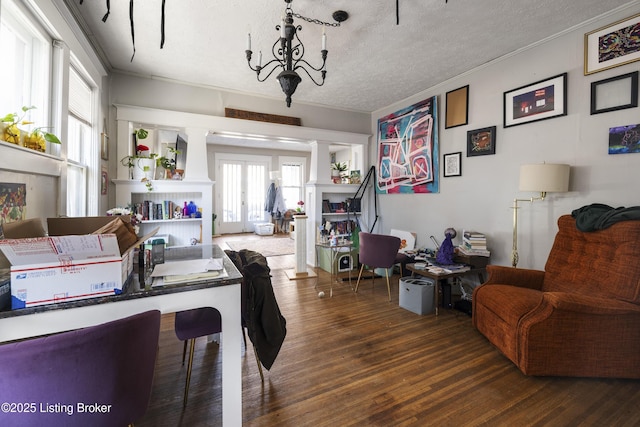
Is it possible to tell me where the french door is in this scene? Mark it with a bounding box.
[215,154,270,234]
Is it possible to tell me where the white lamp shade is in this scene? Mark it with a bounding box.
[519,163,570,193]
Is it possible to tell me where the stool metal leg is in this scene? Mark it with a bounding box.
[183,338,196,407]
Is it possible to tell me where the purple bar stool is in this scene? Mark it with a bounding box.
[174,307,222,407]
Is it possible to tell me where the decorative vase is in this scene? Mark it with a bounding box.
[3,124,21,145]
[133,157,155,181]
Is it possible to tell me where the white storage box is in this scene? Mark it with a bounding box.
[399,276,435,315]
[255,223,274,236]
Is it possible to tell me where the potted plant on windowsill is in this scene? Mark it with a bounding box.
[1,106,61,151]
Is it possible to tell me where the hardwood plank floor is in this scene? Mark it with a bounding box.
[138,234,640,426]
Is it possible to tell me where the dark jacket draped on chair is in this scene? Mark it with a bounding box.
[226,249,286,370]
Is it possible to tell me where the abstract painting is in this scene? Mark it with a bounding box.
[376,96,439,194]
[585,13,640,75]
[609,124,640,154]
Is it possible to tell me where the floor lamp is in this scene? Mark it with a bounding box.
[512,163,570,267]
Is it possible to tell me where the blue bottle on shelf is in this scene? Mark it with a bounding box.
[187,201,197,218]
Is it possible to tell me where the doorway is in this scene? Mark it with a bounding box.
[215,154,270,234]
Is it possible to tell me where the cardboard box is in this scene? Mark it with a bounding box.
[0,217,157,309]
[0,273,10,312]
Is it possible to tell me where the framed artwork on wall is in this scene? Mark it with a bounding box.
[376,96,439,194]
[100,133,109,160]
[590,71,638,115]
[101,169,108,195]
[445,85,469,129]
[584,12,640,75]
[467,126,496,157]
[608,123,640,154]
[503,73,567,128]
[443,152,461,177]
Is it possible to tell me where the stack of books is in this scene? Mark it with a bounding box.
[459,230,490,257]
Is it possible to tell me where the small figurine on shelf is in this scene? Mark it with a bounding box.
[436,227,457,265]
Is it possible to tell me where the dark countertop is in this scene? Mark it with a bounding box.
[0,244,243,319]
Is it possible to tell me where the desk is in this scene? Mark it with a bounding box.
[406,262,485,316]
[0,245,243,427]
[315,241,353,297]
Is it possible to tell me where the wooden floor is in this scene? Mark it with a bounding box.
[138,234,640,427]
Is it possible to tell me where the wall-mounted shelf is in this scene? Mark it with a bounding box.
[113,179,214,246]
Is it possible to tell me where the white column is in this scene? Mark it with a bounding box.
[309,141,333,184]
[183,127,210,181]
[294,215,308,274]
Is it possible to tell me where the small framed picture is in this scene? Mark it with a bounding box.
[467,126,496,157]
[503,73,567,128]
[591,71,638,115]
[445,85,469,129]
[585,13,640,75]
[443,152,462,177]
[609,123,640,155]
[101,133,109,160]
[101,168,108,195]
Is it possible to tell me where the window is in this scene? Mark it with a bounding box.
[280,158,306,209]
[67,65,97,216]
[0,0,51,128]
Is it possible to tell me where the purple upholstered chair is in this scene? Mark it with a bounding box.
[174,307,222,406]
[0,310,161,427]
[355,232,402,301]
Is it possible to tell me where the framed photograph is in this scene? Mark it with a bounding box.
[100,133,109,160]
[609,123,640,155]
[101,168,108,195]
[591,71,638,115]
[445,85,469,129]
[467,126,496,157]
[443,152,461,177]
[503,73,567,128]
[585,13,640,75]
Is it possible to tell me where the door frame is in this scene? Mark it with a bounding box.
[215,152,271,234]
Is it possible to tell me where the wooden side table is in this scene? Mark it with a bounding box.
[406,262,486,315]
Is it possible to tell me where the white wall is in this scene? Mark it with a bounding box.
[371,4,640,270]
[108,73,371,134]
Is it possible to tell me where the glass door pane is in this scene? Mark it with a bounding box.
[221,162,243,233]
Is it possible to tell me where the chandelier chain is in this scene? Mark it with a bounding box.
[292,12,341,27]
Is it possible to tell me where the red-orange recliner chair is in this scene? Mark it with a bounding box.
[473,214,640,378]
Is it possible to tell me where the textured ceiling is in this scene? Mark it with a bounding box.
[66,0,635,112]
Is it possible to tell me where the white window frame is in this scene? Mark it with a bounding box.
[279,156,306,210]
[66,61,99,216]
[0,0,52,136]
